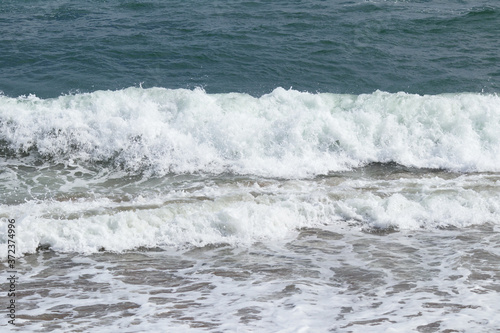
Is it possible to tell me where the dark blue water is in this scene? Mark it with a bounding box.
[1,0,499,98]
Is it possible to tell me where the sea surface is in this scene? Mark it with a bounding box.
[1,1,500,332]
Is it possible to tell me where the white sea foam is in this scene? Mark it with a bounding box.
[1,87,499,257]
[1,87,499,177]
[1,173,499,258]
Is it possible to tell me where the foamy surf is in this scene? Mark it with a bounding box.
[1,167,499,258]
[1,87,499,178]
[1,88,500,258]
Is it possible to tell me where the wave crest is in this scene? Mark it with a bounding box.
[1,87,499,177]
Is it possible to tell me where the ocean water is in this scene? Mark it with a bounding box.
[1,1,500,332]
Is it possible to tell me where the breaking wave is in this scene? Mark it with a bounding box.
[1,87,499,178]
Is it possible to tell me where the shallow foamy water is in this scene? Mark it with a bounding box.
[2,224,499,332]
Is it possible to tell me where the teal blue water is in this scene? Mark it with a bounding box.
[1,0,499,98]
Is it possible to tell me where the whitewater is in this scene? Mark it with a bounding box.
[1,89,499,331]
[2,87,500,176]
[1,87,499,256]
[2,88,499,332]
